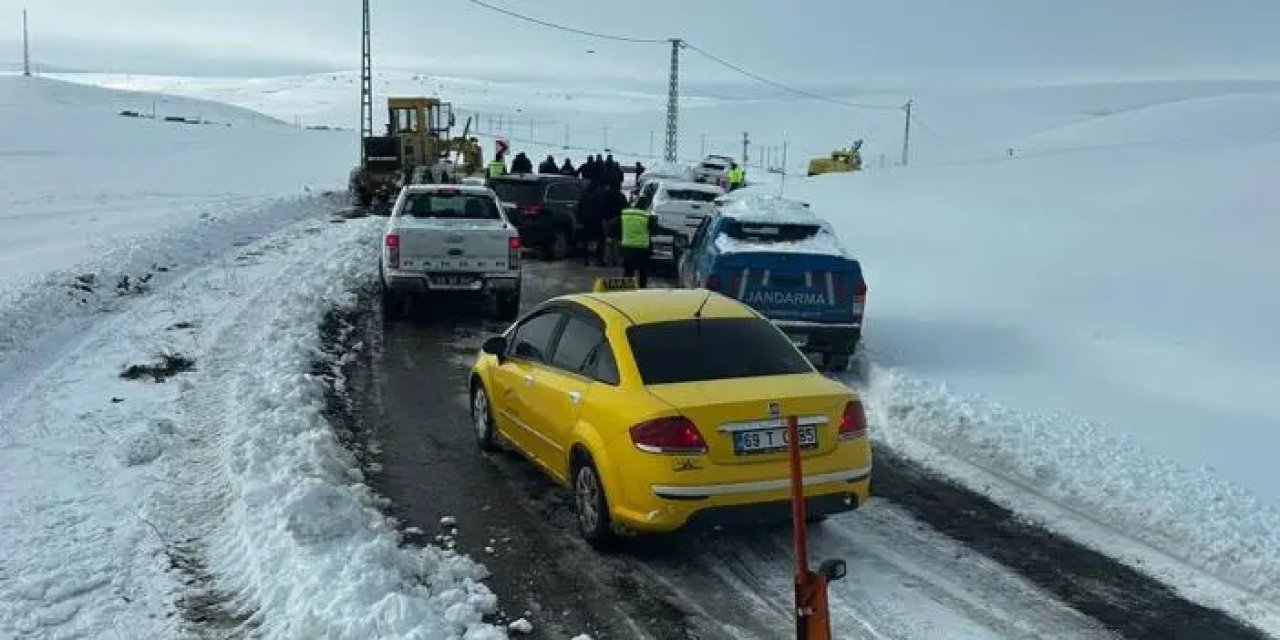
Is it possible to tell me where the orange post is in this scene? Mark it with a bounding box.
[786,415,835,640]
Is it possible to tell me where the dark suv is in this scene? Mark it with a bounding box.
[487,174,587,260]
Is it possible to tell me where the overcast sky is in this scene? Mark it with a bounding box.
[4,0,1279,89]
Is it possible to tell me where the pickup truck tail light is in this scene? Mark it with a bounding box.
[853,278,868,321]
[705,274,720,291]
[630,417,707,454]
[838,400,868,440]
[517,204,542,215]
[385,234,400,269]
[508,236,521,270]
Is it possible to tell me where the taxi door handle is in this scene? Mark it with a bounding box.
[568,391,582,405]
[522,374,534,386]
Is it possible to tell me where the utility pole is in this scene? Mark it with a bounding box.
[741,131,750,166]
[779,141,788,194]
[664,38,681,162]
[700,133,706,157]
[901,98,913,166]
[649,130,655,156]
[529,118,534,143]
[22,9,31,77]
[602,125,609,151]
[563,123,570,149]
[359,0,373,147]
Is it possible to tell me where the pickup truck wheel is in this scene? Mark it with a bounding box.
[494,292,520,321]
[381,288,403,320]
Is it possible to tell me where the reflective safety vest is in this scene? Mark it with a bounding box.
[487,160,506,178]
[728,166,745,185]
[619,209,651,249]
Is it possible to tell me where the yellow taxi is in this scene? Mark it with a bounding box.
[468,280,872,547]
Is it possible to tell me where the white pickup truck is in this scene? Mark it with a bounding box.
[380,185,523,319]
[633,179,725,264]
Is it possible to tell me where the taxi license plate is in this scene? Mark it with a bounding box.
[429,274,479,289]
[734,425,817,455]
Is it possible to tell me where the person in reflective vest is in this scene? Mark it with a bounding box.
[617,207,659,288]
[728,163,745,190]
[487,157,507,179]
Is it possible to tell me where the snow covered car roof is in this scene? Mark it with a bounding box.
[655,180,725,194]
[712,195,849,258]
[401,184,495,195]
[716,194,817,224]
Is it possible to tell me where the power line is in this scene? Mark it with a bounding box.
[463,0,900,113]
[680,42,899,112]
[465,0,665,43]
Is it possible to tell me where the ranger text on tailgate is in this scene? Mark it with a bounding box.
[677,195,867,371]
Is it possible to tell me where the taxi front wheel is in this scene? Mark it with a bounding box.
[471,384,498,452]
[572,456,615,549]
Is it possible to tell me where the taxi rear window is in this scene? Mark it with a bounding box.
[626,318,811,385]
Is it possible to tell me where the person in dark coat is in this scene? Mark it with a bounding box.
[538,155,558,173]
[511,152,533,174]
[634,161,645,179]
[599,183,629,267]
[560,158,576,175]
[577,156,596,181]
[577,185,605,266]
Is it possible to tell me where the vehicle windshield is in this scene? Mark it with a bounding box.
[401,192,501,220]
[626,318,812,384]
[700,162,727,171]
[662,189,720,203]
[488,180,545,205]
[722,220,822,243]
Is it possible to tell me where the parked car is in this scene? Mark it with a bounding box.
[631,179,725,264]
[693,155,734,188]
[380,185,522,320]
[631,161,696,200]
[469,285,872,547]
[487,174,588,261]
[676,195,867,371]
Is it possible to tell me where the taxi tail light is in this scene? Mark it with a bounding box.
[630,417,707,454]
[517,204,542,215]
[385,234,400,269]
[838,400,868,440]
[705,274,720,292]
[508,236,521,270]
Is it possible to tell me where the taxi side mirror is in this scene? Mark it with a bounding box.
[819,558,847,583]
[481,336,507,358]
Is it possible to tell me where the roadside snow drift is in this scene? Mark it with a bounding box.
[0,76,506,638]
[781,91,1280,619]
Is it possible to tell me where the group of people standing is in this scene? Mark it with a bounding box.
[485,147,665,287]
[488,151,645,186]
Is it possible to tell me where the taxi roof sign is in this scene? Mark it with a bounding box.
[592,277,639,293]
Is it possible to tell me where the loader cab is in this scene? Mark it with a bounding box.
[386,97,457,170]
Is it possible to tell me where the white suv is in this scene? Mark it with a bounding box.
[380,185,522,319]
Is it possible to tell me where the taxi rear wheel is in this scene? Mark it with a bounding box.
[572,456,615,549]
[471,384,498,452]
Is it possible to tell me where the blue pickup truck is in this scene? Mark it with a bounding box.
[676,195,867,371]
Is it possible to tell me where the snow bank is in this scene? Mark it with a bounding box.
[864,367,1280,601]
[198,218,505,638]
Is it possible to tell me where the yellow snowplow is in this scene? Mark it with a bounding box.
[807,139,864,177]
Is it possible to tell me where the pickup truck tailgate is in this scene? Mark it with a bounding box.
[395,218,514,272]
